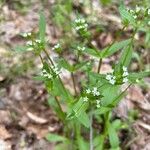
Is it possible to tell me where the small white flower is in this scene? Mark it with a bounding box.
[133,15,137,19]
[83,96,88,102]
[35,39,41,43]
[92,87,98,96]
[123,71,129,77]
[123,77,128,83]
[96,104,100,108]
[109,79,115,85]
[106,74,113,80]
[22,33,28,37]
[77,46,86,51]
[47,74,52,79]
[86,89,91,94]
[95,91,100,96]
[96,100,100,104]
[27,41,33,46]
[52,43,60,50]
[27,32,31,36]
[148,9,150,15]
[42,69,47,73]
[123,66,127,72]
[136,6,141,13]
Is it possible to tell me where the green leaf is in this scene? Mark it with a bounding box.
[119,45,133,67]
[39,11,46,43]
[108,125,120,149]
[52,78,73,103]
[74,61,88,71]
[73,97,89,117]
[109,89,127,107]
[94,107,112,115]
[77,136,89,150]
[129,71,150,79]
[101,39,131,58]
[84,48,101,58]
[46,133,67,142]
[14,46,29,52]
[94,135,105,150]
[77,112,90,128]
[58,58,73,72]
[119,5,136,26]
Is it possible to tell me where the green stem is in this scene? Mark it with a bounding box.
[43,48,70,100]
[71,72,77,96]
[90,108,93,150]
[97,58,102,73]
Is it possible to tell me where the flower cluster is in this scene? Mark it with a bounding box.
[41,69,52,79]
[127,6,150,26]
[77,46,86,52]
[122,66,129,83]
[74,18,88,32]
[26,39,44,51]
[83,87,101,108]
[41,65,61,79]
[106,66,129,85]
[52,43,61,51]
[21,32,31,38]
[106,73,116,85]
[51,65,61,75]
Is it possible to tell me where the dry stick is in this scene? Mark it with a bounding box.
[71,72,77,96]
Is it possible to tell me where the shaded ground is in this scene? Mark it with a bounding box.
[0,0,150,149]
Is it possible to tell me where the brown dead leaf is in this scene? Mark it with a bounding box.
[0,125,12,140]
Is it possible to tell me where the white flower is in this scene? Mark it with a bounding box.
[92,88,100,96]
[35,39,41,43]
[86,89,91,94]
[77,46,85,51]
[123,77,128,83]
[52,43,60,50]
[109,79,115,85]
[106,74,113,80]
[96,100,101,108]
[83,96,88,102]
[123,71,129,77]
[133,15,137,19]
[136,6,141,13]
[22,33,28,37]
[27,32,31,36]
[123,66,127,72]
[148,9,150,15]
[27,41,33,46]
[96,104,100,108]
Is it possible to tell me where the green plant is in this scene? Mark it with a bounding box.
[15,3,150,150]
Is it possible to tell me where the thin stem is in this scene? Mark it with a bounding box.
[43,49,54,65]
[97,58,102,73]
[54,96,65,118]
[38,54,65,120]
[42,49,70,99]
[71,72,77,96]
[90,109,93,150]
[39,54,44,64]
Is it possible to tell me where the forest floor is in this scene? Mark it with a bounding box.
[0,0,150,150]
